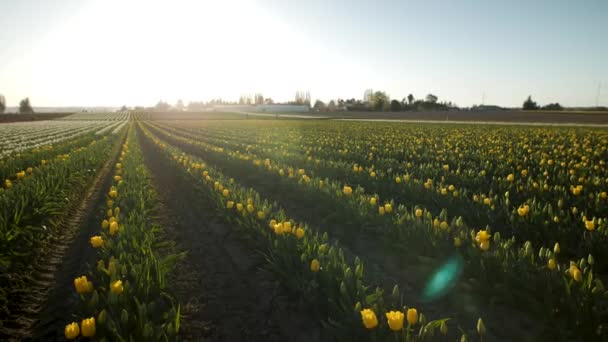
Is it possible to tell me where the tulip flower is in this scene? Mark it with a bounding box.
[64,322,80,339]
[406,308,418,325]
[296,228,305,239]
[548,258,556,270]
[343,186,353,195]
[360,309,378,329]
[74,276,93,294]
[384,203,392,213]
[370,197,377,206]
[81,317,95,337]
[415,209,423,217]
[310,259,320,272]
[386,310,404,331]
[90,236,104,248]
[109,221,119,235]
[111,280,124,294]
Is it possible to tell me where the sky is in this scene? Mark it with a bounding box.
[0,0,607,108]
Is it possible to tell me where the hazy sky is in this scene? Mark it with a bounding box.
[1,0,607,107]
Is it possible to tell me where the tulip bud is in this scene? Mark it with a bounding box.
[121,309,129,325]
[392,285,400,302]
[460,335,468,342]
[588,254,594,265]
[554,242,560,254]
[354,301,362,312]
[355,264,363,278]
[98,309,107,324]
[440,321,448,335]
[477,318,486,336]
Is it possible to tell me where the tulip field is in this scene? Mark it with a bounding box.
[1,113,607,341]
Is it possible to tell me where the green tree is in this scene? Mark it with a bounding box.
[313,99,326,111]
[426,94,438,103]
[0,94,5,113]
[407,94,414,105]
[19,97,34,113]
[390,99,401,111]
[523,95,539,110]
[371,91,389,111]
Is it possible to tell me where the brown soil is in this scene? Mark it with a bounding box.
[0,113,72,123]
[139,128,319,342]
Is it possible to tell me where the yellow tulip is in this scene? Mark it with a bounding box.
[64,322,80,339]
[448,184,455,192]
[600,191,607,200]
[483,198,491,205]
[111,280,124,294]
[236,203,244,212]
[16,171,25,179]
[360,309,378,329]
[384,203,393,213]
[440,221,449,230]
[114,175,121,182]
[257,210,265,219]
[479,240,490,251]
[109,221,119,235]
[26,167,33,174]
[310,259,320,272]
[395,176,402,184]
[521,169,528,177]
[107,199,114,208]
[81,317,95,337]
[107,208,113,218]
[554,242,560,254]
[548,258,556,270]
[585,219,595,231]
[379,206,385,215]
[90,236,104,248]
[114,207,120,216]
[569,264,582,282]
[296,227,305,239]
[4,179,12,188]
[442,164,449,171]
[108,190,118,198]
[415,209,423,217]
[74,275,93,294]
[101,219,109,229]
[370,171,376,178]
[386,310,404,331]
[343,186,353,195]
[406,308,418,325]
[370,197,377,206]
[433,218,440,228]
[227,201,234,209]
[222,189,230,197]
[454,237,462,247]
[506,174,514,182]
[441,188,448,195]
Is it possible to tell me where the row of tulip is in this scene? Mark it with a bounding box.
[0,129,125,318]
[157,120,608,268]
[65,125,181,340]
[142,120,608,341]
[137,122,460,341]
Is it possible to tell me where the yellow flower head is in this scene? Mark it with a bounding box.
[386,310,404,331]
[111,280,124,294]
[395,176,402,184]
[64,322,80,339]
[74,275,93,294]
[548,258,556,270]
[384,203,392,213]
[246,204,255,213]
[81,317,96,337]
[415,209,423,217]
[343,186,353,196]
[90,236,104,248]
[378,206,385,215]
[406,308,418,325]
[109,221,119,235]
[506,173,514,182]
[222,189,230,197]
[310,259,320,272]
[101,219,109,229]
[227,201,234,209]
[257,210,265,219]
[585,219,595,231]
[370,197,377,206]
[236,203,244,212]
[569,264,582,282]
[296,227,305,239]
[360,309,378,329]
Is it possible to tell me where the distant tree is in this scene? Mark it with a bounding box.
[264,98,274,105]
[19,97,34,113]
[425,94,438,104]
[255,93,264,105]
[175,99,184,111]
[363,89,374,103]
[407,94,414,105]
[328,100,337,112]
[155,100,171,111]
[0,94,5,113]
[371,91,389,111]
[541,102,563,111]
[119,105,128,111]
[523,96,539,110]
[390,99,401,112]
[313,99,326,111]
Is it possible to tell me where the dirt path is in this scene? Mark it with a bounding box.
[139,129,319,342]
[0,133,125,341]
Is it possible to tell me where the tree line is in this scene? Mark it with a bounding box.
[0,95,35,114]
[313,91,456,112]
